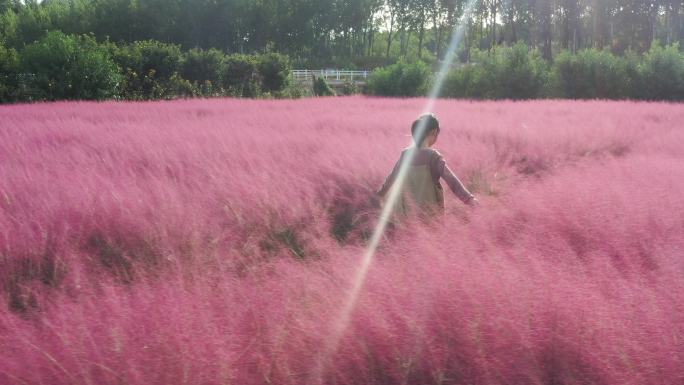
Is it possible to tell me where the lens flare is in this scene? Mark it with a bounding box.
[310,1,480,382]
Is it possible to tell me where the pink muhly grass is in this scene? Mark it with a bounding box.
[0,97,683,384]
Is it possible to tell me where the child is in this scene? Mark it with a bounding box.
[376,113,477,217]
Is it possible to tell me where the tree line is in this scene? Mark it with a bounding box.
[1,0,683,102]
[366,42,684,100]
[1,0,682,67]
[3,30,680,103]
[0,31,296,102]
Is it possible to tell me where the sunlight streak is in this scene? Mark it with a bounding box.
[310,1,480,382]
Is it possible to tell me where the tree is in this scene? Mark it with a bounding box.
[663,0,682,45]
[557,0,583,52]
[612,0,660,53]
[0,0,21,14]
[385,0,398,57]
[0,41,19,102]
[0,0,683,71]
[21,31,121,100]
[257,52,290,93]
[533,0,554,60]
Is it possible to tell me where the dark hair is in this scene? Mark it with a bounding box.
[411,113,440,146]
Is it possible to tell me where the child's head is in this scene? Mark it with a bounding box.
[411,113,440,147]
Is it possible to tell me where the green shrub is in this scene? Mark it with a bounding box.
[313,75,335,96]
[224,54,259,97]
[166,72,197,99]
[638,43,684,101]
[181,47,225,92]
[550,48,631,99]
[341,79,359,95]
[111,40,183,99]
[353,55,394,70]
[444,44,548,100]
[0,8,19,47]
[279,81,309,99]
[257,52,291,93]
[199,80,216,97]
[621,50,642,99]
[129,40,182,79]
[0,42,19,102]
[20,31,121,101]
[444,48,506,99]
[443,62,490,99]
[12,4,53,47]
[366,60,430,97]
[497,43,548,99]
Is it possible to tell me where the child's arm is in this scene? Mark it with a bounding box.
[442,164,477,205]
[433,154,476,205]
[376,153,404,198]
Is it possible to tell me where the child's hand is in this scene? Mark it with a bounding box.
[467,196,480,207]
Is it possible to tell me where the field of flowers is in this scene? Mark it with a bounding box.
[1,97,683,385]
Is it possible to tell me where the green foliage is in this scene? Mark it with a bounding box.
[118,40,182,80]
[638,43,684,101]
[313,75,335,96]
[111,40,183,99]
[2,18,679,103]
[341,79,359,95]
[550,48,633,99]
[166,72,197,99]
[0,1,11,14]
[443,63,490,99]
[497,43,549,99]
[9,2,61,47]
[0,41,19,102]
[0,0,682,75]
[621,50,643,99]
[223,54,259,97]
[442,43,684,101]
[279,81,310,99]
[181,48,225,95]
[353,55,394,70]
[20,31,121,101]
[444,43,548,100]
[0,8,18,46]
[366,61,430,97]
[257,52,291,93]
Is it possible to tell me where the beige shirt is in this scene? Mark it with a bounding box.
[377,147,474,204]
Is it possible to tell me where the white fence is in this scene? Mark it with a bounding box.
[292,69,370,82]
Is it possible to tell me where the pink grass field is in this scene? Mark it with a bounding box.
[0,96,683,385]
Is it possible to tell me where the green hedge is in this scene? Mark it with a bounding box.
[20,31,121,101]
[0,32,297,103]
[110,40,183,99]
[0,42,19,102]
[549,44,684,100]
[313,75,335,96]
[366,60,430,96]
[639,43,684,101]
[550,48,634,99]
[439,42,683,101]
[497,43,549,99]
[223,54,259,97]
[181,48,225,96]
[2,33,683,103]
[443,43,548,99]
[257,52,291,93]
